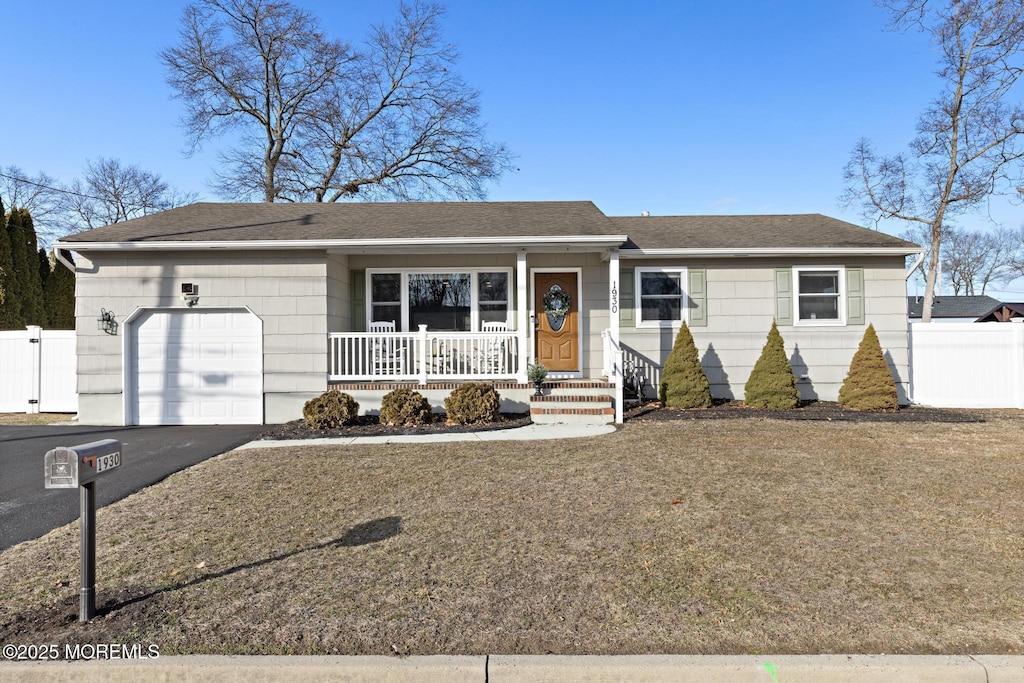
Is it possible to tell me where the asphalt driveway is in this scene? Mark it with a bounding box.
[0,424,266,552]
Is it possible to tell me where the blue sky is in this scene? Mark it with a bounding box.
[6,1,1023,294]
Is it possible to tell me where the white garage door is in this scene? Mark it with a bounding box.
[131,309,263,425]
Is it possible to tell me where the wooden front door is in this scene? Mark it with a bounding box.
[535,271,579,372]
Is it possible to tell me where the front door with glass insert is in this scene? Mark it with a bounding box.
[534,271,579,373]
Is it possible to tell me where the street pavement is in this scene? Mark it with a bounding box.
[0,423,266,551]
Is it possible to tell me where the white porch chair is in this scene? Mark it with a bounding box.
[369,320,404,375]
[480,321,508,373]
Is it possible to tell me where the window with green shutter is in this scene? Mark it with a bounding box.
[783,266,860,327]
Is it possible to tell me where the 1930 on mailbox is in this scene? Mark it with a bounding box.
[44,439,121,489]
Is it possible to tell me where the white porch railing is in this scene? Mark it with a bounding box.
[329,325,520,383]
[602,329,624,423]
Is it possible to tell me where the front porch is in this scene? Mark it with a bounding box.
[327,326,629,423]
[328,326,524,383]
[326,326,633,423]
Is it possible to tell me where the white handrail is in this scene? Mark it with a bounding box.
[602,329,624,424]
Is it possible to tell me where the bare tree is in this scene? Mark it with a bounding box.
[0,166,65,242]
[161,0,511,203]
[842,0,1024,321]
[62,158,198,231]
[942,225,1021,295]
[904,223,1022,295]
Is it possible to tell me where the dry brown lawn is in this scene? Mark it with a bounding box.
[2,415,1023,655]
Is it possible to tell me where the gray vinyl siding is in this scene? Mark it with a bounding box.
[73,250,329,425]
[619,257,910,404]
[326,253,351,333]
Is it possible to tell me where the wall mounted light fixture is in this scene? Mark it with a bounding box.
[97,309,118,335]
[182,283,199,307]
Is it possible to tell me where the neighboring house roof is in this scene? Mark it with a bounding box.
[907,295,1001,319]
[56,202,922,257]
[975,302,1024,322]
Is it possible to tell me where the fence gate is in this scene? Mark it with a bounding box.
[0,326,77,413]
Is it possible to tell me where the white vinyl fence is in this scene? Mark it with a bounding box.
[0,326,77,413]
[909,322,1024,409]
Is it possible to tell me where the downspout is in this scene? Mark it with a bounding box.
[905,252,924,280]
[53,245,76,273]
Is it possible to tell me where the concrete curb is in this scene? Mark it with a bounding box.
[3,654,1023,682]
[237,423,616,448]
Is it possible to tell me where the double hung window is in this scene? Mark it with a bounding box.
[794,267,844,325]
[636,267,687,326]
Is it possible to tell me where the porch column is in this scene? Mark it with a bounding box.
[516,249,529,384]
[609,249,623,424]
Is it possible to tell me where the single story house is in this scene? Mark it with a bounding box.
[54,202,920,426]
[906,294,1001,323]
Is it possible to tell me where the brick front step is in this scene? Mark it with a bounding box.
[530,392,615,425]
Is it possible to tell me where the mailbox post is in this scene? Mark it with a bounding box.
[44,439,122,623]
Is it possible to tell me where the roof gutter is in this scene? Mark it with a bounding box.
[54,234,630,252]
[620,247,923,258]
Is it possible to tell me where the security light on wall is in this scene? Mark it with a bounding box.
[97,309,117,335]
[181,283,199,307]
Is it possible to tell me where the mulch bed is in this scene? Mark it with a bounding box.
[259,412,533,440]
[259,400,988,441]
[625,399,988,423]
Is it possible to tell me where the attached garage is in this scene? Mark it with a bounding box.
[128,308,263,425]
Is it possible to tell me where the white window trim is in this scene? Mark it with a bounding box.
[366,267,514,332]
[793,266,846,326]
[635,266,688,328]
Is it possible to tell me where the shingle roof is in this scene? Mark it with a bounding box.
[60,201,620,243]
[611,214,919,251]
[58,202,921,253]
[907,295,1002,319]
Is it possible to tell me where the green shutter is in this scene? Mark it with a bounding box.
[774,268,793,325]
[688,268,707,327]
[619,267,634,327]
[846,267,864,325]
[351,269,366,332]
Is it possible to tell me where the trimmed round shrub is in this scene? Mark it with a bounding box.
[302,391,359,429]
[744,320,800,410]
[659,321,712,408]
[444,383,502,425]
[838,323,898,411]
[380,387,433,426]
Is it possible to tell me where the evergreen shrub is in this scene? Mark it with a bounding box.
[379,387,433,426]
[838,324,898,411]
[744,320,800,410]
[303,391,359,429]
[658,321,712,408]
[444,383,501,425]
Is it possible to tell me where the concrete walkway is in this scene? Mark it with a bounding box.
[238,422,616,448]
[3,654,1023,681]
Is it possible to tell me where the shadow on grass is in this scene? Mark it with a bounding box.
[98,516,402,617]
